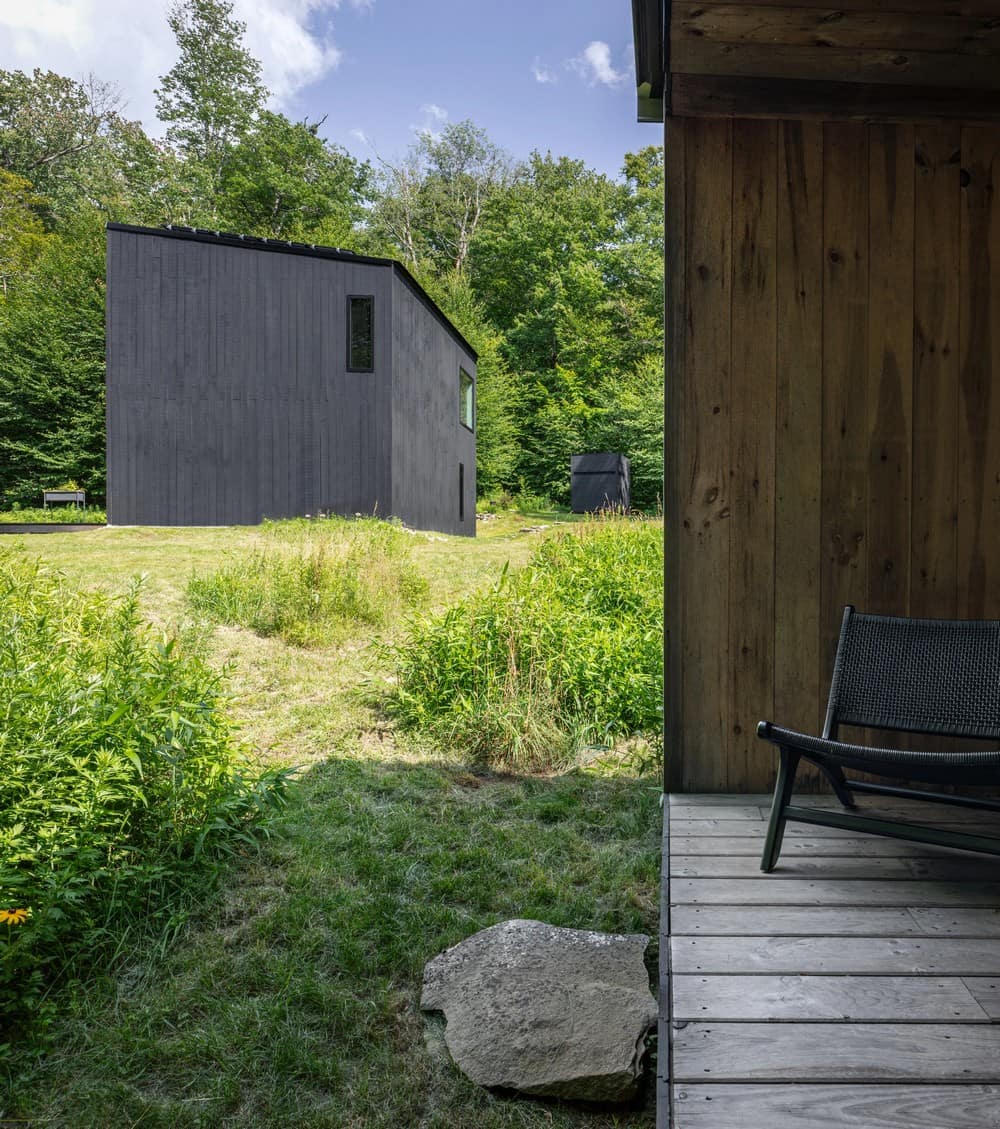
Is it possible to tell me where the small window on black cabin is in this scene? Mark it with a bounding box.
[348,296,374,371]
[459,367,474,430]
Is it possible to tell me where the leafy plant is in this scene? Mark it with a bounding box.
[0,548,290,1036]
[0,506,106,523]
[187,517,427,646]
[389,518,663,770]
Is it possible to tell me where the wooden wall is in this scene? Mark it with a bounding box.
[106,226,476,533]
[390,269,477,537]
[107,228,394,526]
[665,117,1000,791]
[668,2,1000,122]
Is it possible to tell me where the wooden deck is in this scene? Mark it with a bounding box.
[659,794,1000,1129]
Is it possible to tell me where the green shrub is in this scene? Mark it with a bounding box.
[389,518,663,770]
[0,549,291,1035]
[0,505,106,524]
[186,517,427,646]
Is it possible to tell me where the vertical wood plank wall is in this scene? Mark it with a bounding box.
[106,230,393,526]
[390,271,477,536]
[106,228,476,534]
[665,117,1000,792]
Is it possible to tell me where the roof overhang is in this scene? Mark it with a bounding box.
[631,0,666,123]
[631,0,1000,125]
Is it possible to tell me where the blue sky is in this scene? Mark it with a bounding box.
[292,1,656,179]
[0,0,657,181]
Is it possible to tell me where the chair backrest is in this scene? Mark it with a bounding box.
[825,606,1000,741]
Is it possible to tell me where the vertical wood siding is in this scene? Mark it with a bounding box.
[107,230,411,526]
[666,118,1000,791]
[390,271,476,537]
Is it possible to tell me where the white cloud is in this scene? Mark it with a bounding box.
[409,101,448,140]
[532,58,557,85]
[569,40,629,88]
[420,102,448,123]
[0,0,369,134]
[349,126,370,146]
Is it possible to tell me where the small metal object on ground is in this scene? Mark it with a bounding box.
[43,489,86,512]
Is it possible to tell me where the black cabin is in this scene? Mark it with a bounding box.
[105,224,477,535]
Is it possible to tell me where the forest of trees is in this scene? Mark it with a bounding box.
[0,0,663,510]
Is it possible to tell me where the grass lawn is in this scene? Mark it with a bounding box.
[3,512,661,1128]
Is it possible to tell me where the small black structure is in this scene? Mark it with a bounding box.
[106,224,476,534]
[570,453,630,513]
[758,605,1000,872]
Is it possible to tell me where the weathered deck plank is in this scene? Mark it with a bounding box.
[671,904,926,936]
[671,854,1000,879]
[671,936,1000,974]
[964,977,1000,1017]
[911,908,1000,936]
[673,877,1000,905]
[672,1023,1000,1082]
[672,834,992,855]
[672,818,1000,838]
[671,903,1000,937]
[672,1084,1000,1128]
[672,973,990,1021]
[669,805,764,820]
[664,794,1000,1128]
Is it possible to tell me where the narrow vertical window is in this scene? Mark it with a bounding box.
[459,367,474,430]
[459,462,465,522]
[348,295,374,371]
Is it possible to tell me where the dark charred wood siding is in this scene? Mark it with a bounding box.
[390,269,476,536]
[106,227,473,533]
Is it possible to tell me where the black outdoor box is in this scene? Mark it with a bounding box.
[570,453,631,513]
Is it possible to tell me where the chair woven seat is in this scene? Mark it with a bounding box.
[756,606,1000,871]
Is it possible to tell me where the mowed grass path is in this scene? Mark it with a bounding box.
[5,515,661,1128]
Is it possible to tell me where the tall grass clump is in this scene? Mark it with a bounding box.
[390,519,663,770]
[0,549,290,1038]
[186,516,427,646]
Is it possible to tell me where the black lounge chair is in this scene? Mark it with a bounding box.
[757,605,1000,872]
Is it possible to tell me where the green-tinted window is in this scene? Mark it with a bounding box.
[348,296,374,371]
[459,367,474,430]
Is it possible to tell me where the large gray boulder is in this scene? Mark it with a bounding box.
[421,918,657,1102]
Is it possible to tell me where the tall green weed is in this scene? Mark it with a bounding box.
[389,519,663,770]
[187,517,427,646]
[0,549,290,1036]
[0,506,106,524]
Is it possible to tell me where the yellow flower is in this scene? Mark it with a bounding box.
[0,908,30,926]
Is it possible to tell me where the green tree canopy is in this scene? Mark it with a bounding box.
[0,214,106,501]
[0,69,135,221]
[0,170,53,296]
[369,120,513,275]
[468,150,663,502]
[0,0,664,514]
[155,0,266,219]
[219,111,372,243]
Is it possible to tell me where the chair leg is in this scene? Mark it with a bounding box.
[820,763,856,809]
[761,747,801,873]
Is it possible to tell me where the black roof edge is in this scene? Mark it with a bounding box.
[105,222,478,362]
[389,261,477,364]
[632,0,668,122]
